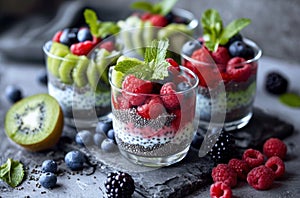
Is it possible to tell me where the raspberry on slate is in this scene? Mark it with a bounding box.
[70,40,94,56]
[210,181,232,198]
[137,97,165,119]
[122,75,153,106]
[149,14,168,27]
[265,156,285,179]
[226,57,251,82]
[211,46,231,71]
[263,137,287,159]
[160,82,181,110]
[247,165,275,190]
[211,164,237,187]
[242,148,265,169]
[228,158,250,181]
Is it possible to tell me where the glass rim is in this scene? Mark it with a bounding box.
[109,65,199,97]
[181,38,263,67]
[172,8,199,30]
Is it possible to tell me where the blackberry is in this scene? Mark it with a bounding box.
[208,131,236,164]
[105,171,135,198]
[265,72,288,95]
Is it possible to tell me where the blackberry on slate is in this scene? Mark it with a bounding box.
[265,72,288,95]
[105,171,135,198]
[208,131,236,164]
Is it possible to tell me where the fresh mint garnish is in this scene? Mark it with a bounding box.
[84,9,120,38]
[0,158,24,187]
[131,0,178,16]
[201,9,251,52]
[279,93,300,108]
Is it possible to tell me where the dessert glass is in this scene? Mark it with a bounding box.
[181,39,262,131]
[109,66,199,167]
[43,40,122,128]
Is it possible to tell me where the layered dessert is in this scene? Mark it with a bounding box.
[43,9,122,127]
[109,39,199,166]
[181,9,262,130]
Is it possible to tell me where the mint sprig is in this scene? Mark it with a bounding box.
[131,0,178,16]
[0,158,24,187]
[84,9,120,38]
[279,93,300,108]
[201,9,251,52]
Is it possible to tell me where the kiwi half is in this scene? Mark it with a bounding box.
[5,94,63,152]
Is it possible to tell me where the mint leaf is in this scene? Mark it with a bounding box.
[279,93,300,107]
[159,0,178,16]
[97,22,120,38]
[131,0,177,15]
[84,9,100,37]
[220,18,251,45]
[0,158,24,187]
[124,65,153,80]
[115,57,145,73]
[131,1,155,13]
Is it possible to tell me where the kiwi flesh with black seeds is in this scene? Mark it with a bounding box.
[4,94,63,152]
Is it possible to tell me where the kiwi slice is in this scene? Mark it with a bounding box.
[72,56,89,87]
[111,69,124,88]
[5,94,63,152]
[47,42,69,78]
[87,60,101,91]
[95,49,111,85]
[58,54,79,84]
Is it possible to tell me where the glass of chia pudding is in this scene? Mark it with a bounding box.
[43,9,122,128]
[181,9,262,131]
[109,39,199,167]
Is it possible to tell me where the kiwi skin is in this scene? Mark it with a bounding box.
[4,94,64,152]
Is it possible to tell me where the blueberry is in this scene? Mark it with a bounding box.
[165,11,175,24]
[191,132,204,150]
[265,72,289,95]
[229,41,255,59]
[107,129,116,142]
[101,138,117,152]
[226,33,243,47]
[93,133,106,147]
[59,28,79,47]
[75,130,93,146]
[77,28,93,42]
[64,150,86,171]
[44,40,52,52]
[5,85,23,103]
[181,40,202,56]
[39,172,57,189]
[96,120,112,135]
[41,160,57,173]
[37,70,48,86]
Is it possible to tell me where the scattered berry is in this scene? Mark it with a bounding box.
[64,150,86,171]
[265,72,289,95]
[5,85,23,103]
[39,172,57,189]
[77,28,93,42]
[70,40,94,56]
[191,132,204,150]
[96,119,112,135]
[149,14,168,27]
[105,171,135,198]
[93,133,106,147]
[75,130,93,146]
[210,181,232,198]
[242,148,265,169]
[211,164,237,187]
[52,30,63,42]
[41,160,57,173]
[37,70,48,86]
[229,40,254,59]
[247,165,275,190]
[181,40,202,57]
[263,138,287,159]
[107,129,116,142]
[160,82,181,110]
[211,46,231,71]
[265,156,285,179]
[137,97,165,119]
[101,138,117,152]
[228,158,250,180]
[226,57,251,82]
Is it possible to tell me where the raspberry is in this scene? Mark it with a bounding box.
[160,82,181,110]
[263,138,287,159]
[247,165,275,190]
[122,75,153,106]
[148,14,168,27]
[265,156,285,178]
[242,148,265,168]
[166,58,180,71]
[52,31,63,42]
[191,47,213,64]
[99,41,115,52]
[211,164,237,187]
[92,36,102,45]
[137,97,165,119]
[210,182,232,198]
[140,12,153,21]
[228,158,250,180]
[211,46,231,71]
[112,94,131,110]
[226,57,251,82]
[70,41,94,56]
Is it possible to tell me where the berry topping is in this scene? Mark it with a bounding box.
[242,148,265,169]
[226,57,251,82]
[122,75,153,106]
[59,28,79,47]
[263,138,287,159]
[105,171,135,198]
[191,47,213,64]
[211,46,231,71]
[5,85,23,103]
[64,150,86,171]
[99,41,115,52]
[226,33,243,47]
[140,12,153,21]
[77,28,93,42]
[149,14,168,27]
[166,58,179,68]
[265,156,285,179]
[70,40,94,56]
[247,165,275,190]
[228,158,250,180]
[137,97,165,119]
[229,40,254,59]
[265,72,289,95]
[182,40,202,56]
[211,164,237,187]
[160,82,180,110]
[39,172,57,189]
[210,181,232,198]
[41,160,57,173]
[52,31,63,42]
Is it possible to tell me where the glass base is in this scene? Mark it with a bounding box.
[199,112,253,132]
[118,146,190,167]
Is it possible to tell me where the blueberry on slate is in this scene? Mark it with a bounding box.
[107,129,116,142]
[77,28,93,42]
[96,120,112,135]
[75,130,93,146]
[64,150,86,171]
[93,133,106,147]
[265,72,289,95]
[101,138,117,152]
[229,41,254,59]
[59,28,79,47]
[39,172,57,189]
[5,85,23,103]
[37,70,48,86]
[42,160,57,173]
[181,40,202,56]
[191,132,204,150]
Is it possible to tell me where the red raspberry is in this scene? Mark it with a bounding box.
[265,156,285,178]
[140,12,153,21]
[242,148,265,169]
[191,47,213,64]
[247,165,275,190]
[263,138,287,159]
[52,30,63,42]
[92,36,102,45]
[228,158,250,181]
[211,46,231,72]
[99,41,115,52]
[166,58,180,71]
[70,41,94,56]
[112,94,131,110]
[211,164,237,187]
[122,75,153,106]
[226,57,251,82]
[148,14,168,27]
[137,97,165,119]
[160,82,180,110]
[210,181,232,198]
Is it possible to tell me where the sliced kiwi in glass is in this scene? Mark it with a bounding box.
[72,56,89,87]
[47,42,69,78]
[95,49,111,85]
[58,54,79,84]
[4,94,63,152]
[87,60,100,91]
